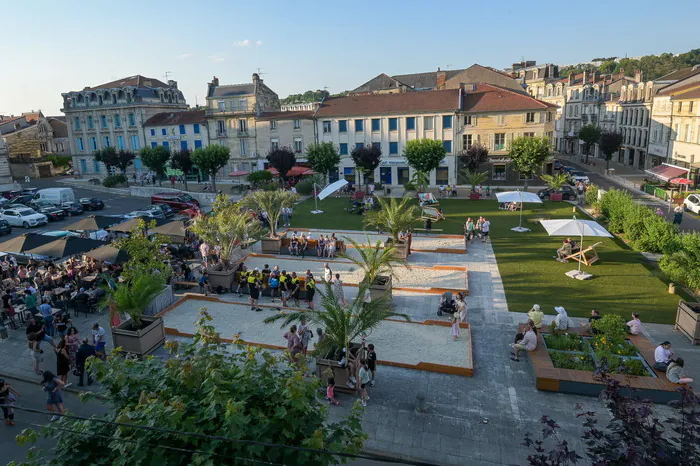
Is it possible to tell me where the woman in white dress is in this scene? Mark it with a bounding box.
[332,273,346,307]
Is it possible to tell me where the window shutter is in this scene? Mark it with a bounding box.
[522,113,526,124]
[489,133,494,150]
[473,116,477,127]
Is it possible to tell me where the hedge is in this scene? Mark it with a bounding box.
[103,174,127,187]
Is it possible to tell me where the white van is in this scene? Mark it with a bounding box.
[36,188,75,206]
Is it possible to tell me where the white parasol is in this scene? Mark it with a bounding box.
[495,190,543,232]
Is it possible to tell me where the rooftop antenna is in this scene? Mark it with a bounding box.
[445,64,452,70]
[256,68,266,77]
[163,71,173,81]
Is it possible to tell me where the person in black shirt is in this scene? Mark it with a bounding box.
[367,343,377,387]
[75,338,96,386]
[582,309,602,334]
[2,289,16,329]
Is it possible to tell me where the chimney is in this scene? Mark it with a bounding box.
[167,80,178,89]
[436,68,447,90]
[582,70,589,84]
[252,73,260,84]
[569,73,576,86]
[211,76,219,86]
[635,70,643,82]
[593,70,601,82]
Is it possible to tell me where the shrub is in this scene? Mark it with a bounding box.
[247,170,273,187]
[621,204,653,243]
[659,232,700,291]
[295,179,314,195]
[259,181,278,191]
[591,314,627,342]
[549,352,596,371]
[599,189,635,233]
[46,155,72,167]
[403,181,417,192]
[631,214,678,254]
[584,184,599,207]
[102,174,127,187]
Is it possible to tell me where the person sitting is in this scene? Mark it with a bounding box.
[554,239,572,262]
[654,341,674,371]
[581,309,602,334]
[424,218,432,232]
[626,313,643,335]
[438,292,456,317]
[528,304,544,329]
[511,322,537,361]
[666,358,694,385]
[554,306,573,330]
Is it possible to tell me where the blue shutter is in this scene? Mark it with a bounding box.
[94,160,100,172]
[355,120,363,132]
[371,119,380,131]
[80,159,87,173]
[193,124,200,134]
[389,118,397,131]
[338,120,347,133]
[179,125,186,135]
[194,140,202,149]
[150,129,155,136]
[151,142,157,149]
[180,140,188,151]
[131,135,139,150]
[162,129,167,136]
[162,141,170,150]
[406,117,415,130]
[134,158,142,170]
[77,138,84,151]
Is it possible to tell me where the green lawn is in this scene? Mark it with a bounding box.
[290,197,687,324]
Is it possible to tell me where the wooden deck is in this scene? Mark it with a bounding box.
[521,325,688,403]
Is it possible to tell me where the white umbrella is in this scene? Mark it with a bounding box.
[495,190,543,232]
[540,217,613,279]
[312,179,349,214]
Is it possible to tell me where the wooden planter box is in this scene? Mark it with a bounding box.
[316,342,363,393]
[111,315,165,357]
[261,235,284,254]
[675,300,700,345]
[385,240,408,260]
[363,275,392,301]
[550,192,564,201]
[207,268,236,292]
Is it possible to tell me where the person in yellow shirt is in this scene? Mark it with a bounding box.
[528,304,544,329]
[305,272,316,310]
[247,268,262,311]
[290,272,301,307]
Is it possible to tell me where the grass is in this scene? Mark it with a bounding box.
[290,196,688,324]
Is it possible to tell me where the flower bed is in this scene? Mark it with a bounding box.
[543,333,588,352]
[549,351,596,371]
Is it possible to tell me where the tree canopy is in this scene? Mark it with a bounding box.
[403,139,446,173]
[191,145,231,191]
[280,89,329,105]
[266,146,297,182]
[170,149,194,190]
[94,147,135,175]
[351,145,381,189]
[306,142,340,179]
[139,146,171,186]
[509,136,551,190]
[599,131,624,169]
[579,124,602,163]
[460,143,489,172]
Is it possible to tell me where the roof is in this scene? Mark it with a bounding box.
[85,75,171,90]
[143,110,206,127]
[644,163,689,182]
[392,69,465,90]
[658,78,700,97]
[208,83,256,99]
[257,110,314,121]
[462,84,558,113]
[314,90,461,117]
[670,87,700,100]
[48,118,68,138]
[561,72,628,86]
[656,67,700,82]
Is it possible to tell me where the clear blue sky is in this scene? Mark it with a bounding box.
[2,0,699,116]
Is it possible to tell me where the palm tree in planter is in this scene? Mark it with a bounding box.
[342,236,404,301]
[461,169,488,200]
[264,282,409,388]
[242,189,299,253]
[540,172,570,201]
[363,196,420,259]
[102,273,167,357]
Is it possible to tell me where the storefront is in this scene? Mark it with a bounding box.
[334,155,456,187]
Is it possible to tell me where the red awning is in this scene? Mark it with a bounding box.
[669,177,693,185]
[228,170,250,177]
[644,164,689,182]
[266,166,314,177]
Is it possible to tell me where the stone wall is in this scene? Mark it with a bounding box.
[145,285,175,317]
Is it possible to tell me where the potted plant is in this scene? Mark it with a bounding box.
[189,195,264,291]
[242,189,299,254]
[342,237,403,301]
[363,196,419,260]
[676,300,700,345]
[462,169,488,200]
[264,281,409,390]
[540,172,569,202]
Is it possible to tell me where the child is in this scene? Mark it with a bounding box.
[326,378,339,406]
[358,359,371,407]
[367,343,377,387]
[452,313,460,341]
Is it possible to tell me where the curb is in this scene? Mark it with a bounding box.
[0,371,109,400]
[56,179,131,196]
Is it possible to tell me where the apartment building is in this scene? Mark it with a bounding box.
[254,111,315,171]
[522,63,566,151]
[142,110,209,173]
[61,75,187,175]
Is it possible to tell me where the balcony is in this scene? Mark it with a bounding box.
[214,130,227,138]
[236,130,249,138]
[205,106,251,117]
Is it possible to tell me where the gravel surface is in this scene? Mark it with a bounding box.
[292,229,465,251]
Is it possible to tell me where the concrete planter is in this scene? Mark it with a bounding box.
[550,192,564,202]
[207,268,236,292]
[111,315,165,357]
[261,235,284,254]
[145,285,175,317]
[362,275,392,301]
[316,342,363,393]
[675,300,700,345]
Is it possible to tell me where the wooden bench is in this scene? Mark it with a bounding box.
[280,239,346,257]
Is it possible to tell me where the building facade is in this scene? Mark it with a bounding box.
[254,110,315,172]
[205,74,281,177]
[522,63,566,152]
[61,75,187,176]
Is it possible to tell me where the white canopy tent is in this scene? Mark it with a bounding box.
[495,190,543,232]
[311,179,349,214]
[540,217,613,279]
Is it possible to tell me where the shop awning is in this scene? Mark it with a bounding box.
[644,163,689,182]
[266,166,314,177]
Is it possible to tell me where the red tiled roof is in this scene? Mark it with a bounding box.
[314,90,461,117]
[257,110,315,121]
[670,87,700,100]
[143,110,206,127]
[463,83,558,113]
[86,75,171,90]
[658,80,700,97]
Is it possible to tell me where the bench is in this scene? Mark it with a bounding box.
[414,228,443,232]
[564,241,602,266]
[280,239,346,257]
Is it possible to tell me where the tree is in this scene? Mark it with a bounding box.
[364,196,420,241]
[306,142,340,181]
[15,309,367,466]
[350,145,381,193]
[139,146,171,186]
[280,89,330,105]
[579,124,601,164]
[94,147,135,175]
[191,145,230,192]
[101,272,165,326]
[599,131,623,170]
[460,169,488,193]
[242,189,299,239]
[410,171,430,193]
[112,220,172,282]
[246,170,273,187]
[341,237,404,287]
[403,139,446,191]
[459,143,489,173]
[266,146,296,186]
[170,149,194,191]
[540,172,570,190]
[509,136,551,191]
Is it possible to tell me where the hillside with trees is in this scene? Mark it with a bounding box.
[560,48,700,81]
[281,89,349,105]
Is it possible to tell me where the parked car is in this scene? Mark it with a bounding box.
[125,210,166,219]
[151,192,200,211]
[0,197,10,207]
[684,194,700,214]
[4,203,31,210]
[34,205,66,222]
[21,188,39,196]
[36,188,76,206]
[569,171,590,184]
[0,219,12,235]
[146,204,174,218]
[59,201,85,216]
[79,197,105,211]
[537,185,578,201]
[0,190,22,200]
[11,195,35,206]
[0,208,48,228]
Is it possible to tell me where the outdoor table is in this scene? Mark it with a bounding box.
[82,275,97,283]
[34,308,63,318]
[53,287,69,295]
[14,304,28,324]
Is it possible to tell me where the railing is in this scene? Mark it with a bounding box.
[215,130,227,138]
[236,130,249,138]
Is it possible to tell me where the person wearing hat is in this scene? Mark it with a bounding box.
[554,306,573,331]
[654,342,674,371]
[528,304,544,329]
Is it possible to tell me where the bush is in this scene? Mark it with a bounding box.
[584,184,599,207]
[295,179,314,195]
[102,174,127,187]
[403,181,417,192]
[631,215,678,254]
[247,170,273,187]
[259,181,278,191]
[659,232,700,291]
[46,155,72,167]
[599,189,635,233]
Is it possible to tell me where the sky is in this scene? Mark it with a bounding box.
[1,0,699,116]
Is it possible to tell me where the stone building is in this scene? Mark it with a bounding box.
[205,74,281,177]
[0,139,11,183]
[254,110,316,172]
[521,63,566,152]
[0,112,62,178]
[47,117,70,156]
[61,75,187,176]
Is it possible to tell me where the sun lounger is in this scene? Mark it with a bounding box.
[564,242,602,266]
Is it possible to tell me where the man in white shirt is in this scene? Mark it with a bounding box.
[654,341,674,371]
[199,242,210,268]
[481,218,490,242]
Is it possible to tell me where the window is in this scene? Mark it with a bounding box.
[131,135,139,150]
[343,167,355,183]
[218,101,225,111]
[686,124,693,142]
[442,140,452,153]
[293,119,301,130]
[240,139,247,155]
[150,129,155,136]
[162,141,170,150]
[389,142,398,154]
[294,137,303,153]
[355,120,364,132]
[442,115,452,129]
[338,120,347,133]
[546,112,553,122]
[424,116,433,130]
[128,113,135,126]
[690,101,694,113]
[492,164,506,181]
[162,128,167,136]
[435,167,449,185]
[497,115,505,125]
[389,118,398,131]
[94,160,100,173]
[526,112,535,123]
[180,141,188,151]
[194,123,200,134]
[77,137,84,151]
[406,117,415,131]
[114,114,121,128]
[397,167,410,185]
[673,124,680,140]
[464,116,473,126]
[270,138,280,150]
[494,133,505,151]
[678,102,683,112]
[339,143,348,155]
[39,142,47,152]
[524,132,535,138]
[463,134,473,149]
[371,119,380,132]
[100,115,107,128]
[103,136,110,147]
[117,135,124,150]
[355,143,364,150]
[74,117,81,130]
[380,167,392,185]
[151,142,157,149]
[238,99,247,111]
[238,119,247,132]
[87,116,94,129]
[371,142,381,151]
[194,140,203,149]
[179,125,186,135]
[323,121,331,133]
[270,120,277,131]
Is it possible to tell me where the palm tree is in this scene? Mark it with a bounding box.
[540,172,569,190]
[461,169,488,193]
[242,189,299,239]
[101,273,165,327]
[410,170,430,193]
[363,196,420,242]
[342,236,404,287]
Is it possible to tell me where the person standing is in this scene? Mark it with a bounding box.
[358,359,371,407]
[323,263,333,284]
[55,339,72,388]
[332,273,346,307]
[451,313,460,341]
[0,379,20,426]
[298,317,313,356]
[290,272,301,307]
[366,344,377,387]
[248,268,262,312]
[25,290,39,327]
[75,338,96,386]
[456,293,468,323]
[65,327,80,367]
[91,323,106,358]
[481,217,490,243]
[199,242,210,269]
[42,371,65,421]
[268,267,280,303]
[673,205,684,225]
[305,273,316,310]
[283,325,301,362]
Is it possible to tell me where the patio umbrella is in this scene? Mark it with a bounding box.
[266,166,314,177]
[228,170,250,177]
[540,217,613,278]
[84,245,130,265]
[61,215,124,232]
[0,233,56,254]
[25,236,105,259]
[495,190,543,232]
[669,177,694,193]
[108,216,169,233]
[149,220,187,242]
